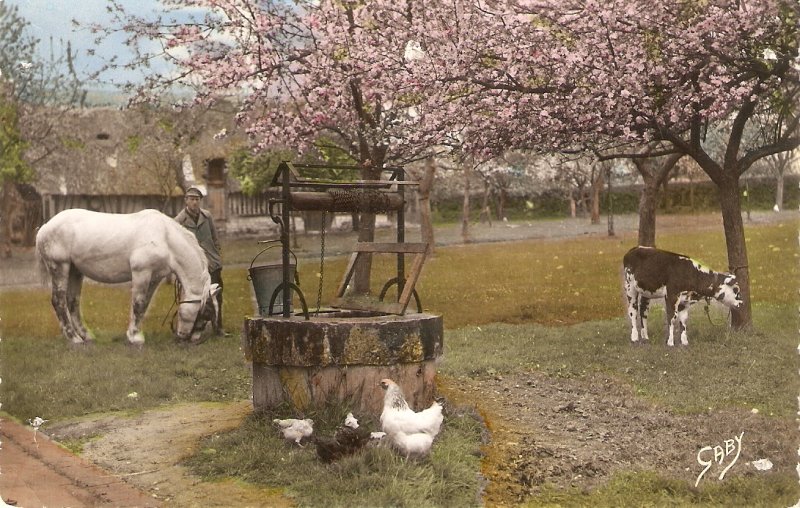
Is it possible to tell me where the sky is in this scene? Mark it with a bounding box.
[6,0,172,89]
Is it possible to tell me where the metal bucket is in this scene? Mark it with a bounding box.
[248,245,298,316]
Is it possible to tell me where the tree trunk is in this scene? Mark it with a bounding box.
[634,152,682,247]
[717,177,752,330]
[351,164,382,295]
[418,158,436,253]
[637,181,659,247]
[661,179,672,212]
[589,171,604,225]
[496,189,507,221]
[569,194,576,218]
[352,211,377,293]
[1,181,14,258]
[461,164,472,243]
[479,180,492,226]
[606,166,614,237]
[774,171,784,212]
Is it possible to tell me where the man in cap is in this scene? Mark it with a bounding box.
[175,186,223,334]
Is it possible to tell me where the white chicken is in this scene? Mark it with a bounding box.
[344,412,359,429]
[379,378,443,458]
[390,430,434,458]
[273,418,314,445]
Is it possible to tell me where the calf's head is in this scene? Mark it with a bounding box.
[714,274,742,308]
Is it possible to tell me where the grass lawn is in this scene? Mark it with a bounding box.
[0,214,797,506]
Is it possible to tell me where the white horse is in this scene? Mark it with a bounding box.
[35,209,220,346]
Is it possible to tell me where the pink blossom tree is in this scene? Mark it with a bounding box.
[410,0,799,330]
[98,0,458,293]
[99,0,798,327]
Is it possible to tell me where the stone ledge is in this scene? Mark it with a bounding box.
[242,312,443,367]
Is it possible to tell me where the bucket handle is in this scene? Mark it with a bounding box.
[247,243,300,285]
[268,282,310,320]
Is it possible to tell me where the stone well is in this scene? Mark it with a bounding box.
[242,311,443,417]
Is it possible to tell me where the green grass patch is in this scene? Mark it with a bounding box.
[440,301,798,417]
[184,405,485,507]
[0,331,250,421]
[523,470,800,507]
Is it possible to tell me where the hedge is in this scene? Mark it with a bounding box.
[432,175,798,222]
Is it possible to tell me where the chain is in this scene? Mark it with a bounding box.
[316,211,326,315]
[702,298,717,326]
[702,297,730,328]
[327,189,390,213]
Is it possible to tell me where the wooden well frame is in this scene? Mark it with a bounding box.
[267,161,427,316]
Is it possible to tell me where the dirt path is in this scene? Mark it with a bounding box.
[443,372,795,505]
[46,402,293,507]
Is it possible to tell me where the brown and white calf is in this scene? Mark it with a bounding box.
[622,246,742,346]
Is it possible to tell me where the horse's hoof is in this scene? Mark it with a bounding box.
[126,339,144,350]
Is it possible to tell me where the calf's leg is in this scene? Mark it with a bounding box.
[665,292,680,347]
[623,273,641,342]
[639,296,651,341]
[675,294,693,346]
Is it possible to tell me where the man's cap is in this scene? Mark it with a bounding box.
[185,187,203,198]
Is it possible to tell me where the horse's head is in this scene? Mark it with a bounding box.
[175,283,221,343]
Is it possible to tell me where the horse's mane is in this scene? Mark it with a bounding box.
[153,210,212,302]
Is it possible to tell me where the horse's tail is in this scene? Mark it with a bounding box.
[34,232,52,287]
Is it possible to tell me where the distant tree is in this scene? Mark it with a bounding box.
[762,149,797,211]
[0,91,31,184]
[543,154,606,221]
[125,104,230,205]
[228,147,288,197]
[0,4,36,255]
[0,3,84,255]
[0,92,32,256]
[594,143,683,246]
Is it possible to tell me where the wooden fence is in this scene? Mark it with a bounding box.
[42,194,184,221]
[226,192,270,217]
[41,191,271,222]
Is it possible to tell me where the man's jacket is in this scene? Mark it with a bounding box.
[175,208,222,272]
